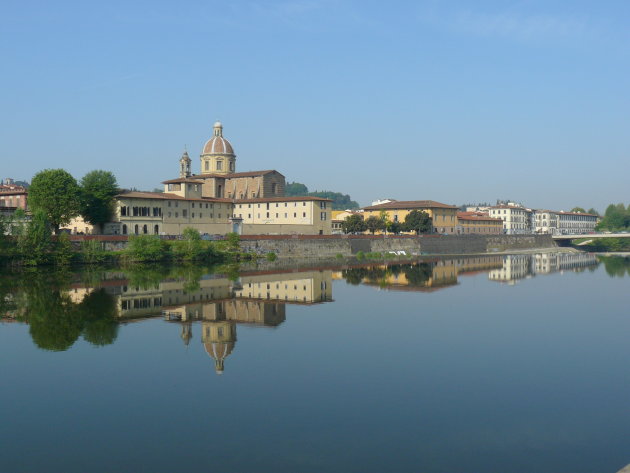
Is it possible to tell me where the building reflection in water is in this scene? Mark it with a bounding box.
[334,253,600,291]
[0,252,605,367]
[489,252,599,284]
[114,270,333,374]
[334,256,505,292]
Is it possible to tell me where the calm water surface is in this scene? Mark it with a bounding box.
[1,253,629,473]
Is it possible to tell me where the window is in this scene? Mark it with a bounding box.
[175,212,178,218]
[216,161,223,171]
[205,161,209,171]
[192,203,195,208]
[294,212,297,218]
[320,212,327,221]
[303,202,306,206]
[192,212,195,218]
[266,212,270,218]
[303,212,306,217]
[183,210,187,217]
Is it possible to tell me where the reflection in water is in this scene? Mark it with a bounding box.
[0,253,626,366]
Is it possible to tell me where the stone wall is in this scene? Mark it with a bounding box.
[239,234,555,258]
[66,234,556,258]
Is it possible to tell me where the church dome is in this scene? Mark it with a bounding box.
[202,121,235,156]
[204,341,235,374]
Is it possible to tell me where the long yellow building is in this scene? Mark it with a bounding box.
[361,200,459,234]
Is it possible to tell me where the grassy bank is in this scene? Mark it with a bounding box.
[0,231,262,267]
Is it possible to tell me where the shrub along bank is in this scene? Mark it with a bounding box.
[0,216,256,267]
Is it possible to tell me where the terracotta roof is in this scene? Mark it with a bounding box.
[363,200,457,210]
[235,196,332,204]
[161,178,205,184]
[116,191,231,203]
[457,213,502,222]
[192,170,282,179]
[201,136,234,155]
[489,205,530,211]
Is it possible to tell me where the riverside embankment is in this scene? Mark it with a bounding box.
[237,234,556,259]
[65,233,556,259]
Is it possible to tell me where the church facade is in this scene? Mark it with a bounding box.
[95,122,331,236]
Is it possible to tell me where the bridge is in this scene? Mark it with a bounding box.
[552,233,630,240]
[552,233,630,246]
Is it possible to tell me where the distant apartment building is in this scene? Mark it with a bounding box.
[456,212,503,234]
[534,210,598,235]
[0,181,28,211]
[361,200,459,234]
[488,205,533,234]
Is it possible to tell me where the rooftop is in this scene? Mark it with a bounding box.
[363,200,458,211]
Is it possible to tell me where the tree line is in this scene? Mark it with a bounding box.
[285,181,359,210]
[341,210,432,235]
[596,203,630,230]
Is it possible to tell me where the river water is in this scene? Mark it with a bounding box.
[1,253,629,473]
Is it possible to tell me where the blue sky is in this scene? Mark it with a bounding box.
[1,0,628,211]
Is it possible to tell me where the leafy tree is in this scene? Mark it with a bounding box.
[17,210,53,265]
[80,170,119,233]
[403,210,433,235]
[54,232,74,265]
[587,208,599,216]
[388,221,403,234]
[341,214,367,234]
[571,207,586,213]
[126,235,168,262]
[285,182,309,196]
[365,216,385,234]
[285,181,359,209]
[29,169,80,233]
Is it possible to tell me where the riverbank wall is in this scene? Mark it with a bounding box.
[66,234,556,258]
[237,234,556,258]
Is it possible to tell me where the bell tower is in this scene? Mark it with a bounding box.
[179,150,191,178]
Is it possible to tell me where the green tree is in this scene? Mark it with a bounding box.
[80,170,119,233]
[18,210,53,265]
[587,208,599,216]
[54,232,74,265]
[29,169,80,233]
[388,221,403,234]
[404,210,433,235]
[341,214,367,234]
[571,207,586,213]
[365,216,385,234]
[285,181,359,209]
[126,235,169,262]
[285,182,309,196]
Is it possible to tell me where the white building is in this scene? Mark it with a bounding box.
[488,205,533,234]
[534,210,598,235]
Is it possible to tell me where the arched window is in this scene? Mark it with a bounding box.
[154,225,159,235]
[122,224,127,235]
[134,225,139,235]
[143,225,148,234]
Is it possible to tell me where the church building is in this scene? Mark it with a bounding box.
[91,122,331,236]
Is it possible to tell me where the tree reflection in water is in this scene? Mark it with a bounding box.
[3,270,118,351]
[342,263,434,288]
[598,255,630,278]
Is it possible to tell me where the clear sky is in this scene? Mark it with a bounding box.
[1,0,628,211]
